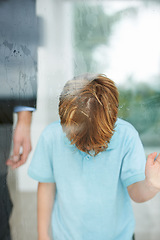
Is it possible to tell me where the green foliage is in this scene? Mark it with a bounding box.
[118,83,160,139]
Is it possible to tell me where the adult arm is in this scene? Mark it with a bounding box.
[38,182,56,240]
[128,152,160,203]
[6,111,33,168]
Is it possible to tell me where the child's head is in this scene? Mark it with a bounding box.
[59,73,119,155]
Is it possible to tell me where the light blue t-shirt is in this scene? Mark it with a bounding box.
[28,118,146,240]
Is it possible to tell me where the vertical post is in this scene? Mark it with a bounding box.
[18,0,74,191]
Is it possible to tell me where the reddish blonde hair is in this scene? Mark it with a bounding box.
[59,73,119,156]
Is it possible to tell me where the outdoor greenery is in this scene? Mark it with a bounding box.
[118,83,160,134]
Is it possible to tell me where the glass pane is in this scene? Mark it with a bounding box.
[1,1,160,239]
[73,0,160,151]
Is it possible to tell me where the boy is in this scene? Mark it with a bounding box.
[28,74,160,240]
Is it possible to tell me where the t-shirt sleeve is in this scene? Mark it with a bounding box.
[120,130,146,187]
[28,132,55,183]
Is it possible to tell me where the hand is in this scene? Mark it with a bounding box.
[6,111,32,169]
[145,152,160,192]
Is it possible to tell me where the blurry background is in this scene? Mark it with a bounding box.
[3,0,160,239]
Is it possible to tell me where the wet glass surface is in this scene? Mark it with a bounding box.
[0,0,160,239]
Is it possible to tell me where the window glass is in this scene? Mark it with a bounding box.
[73,0,160,150]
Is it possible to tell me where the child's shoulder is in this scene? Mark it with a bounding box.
[109,118,140,149]
[116,118,138,135]
[40,120,63,140]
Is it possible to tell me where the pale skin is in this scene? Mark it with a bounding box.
[6,111,32,169]
[38,152,160,240]
[128,152,160,202]
[38,183,56,240]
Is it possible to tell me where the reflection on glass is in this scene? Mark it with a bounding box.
[1,0,160,239]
